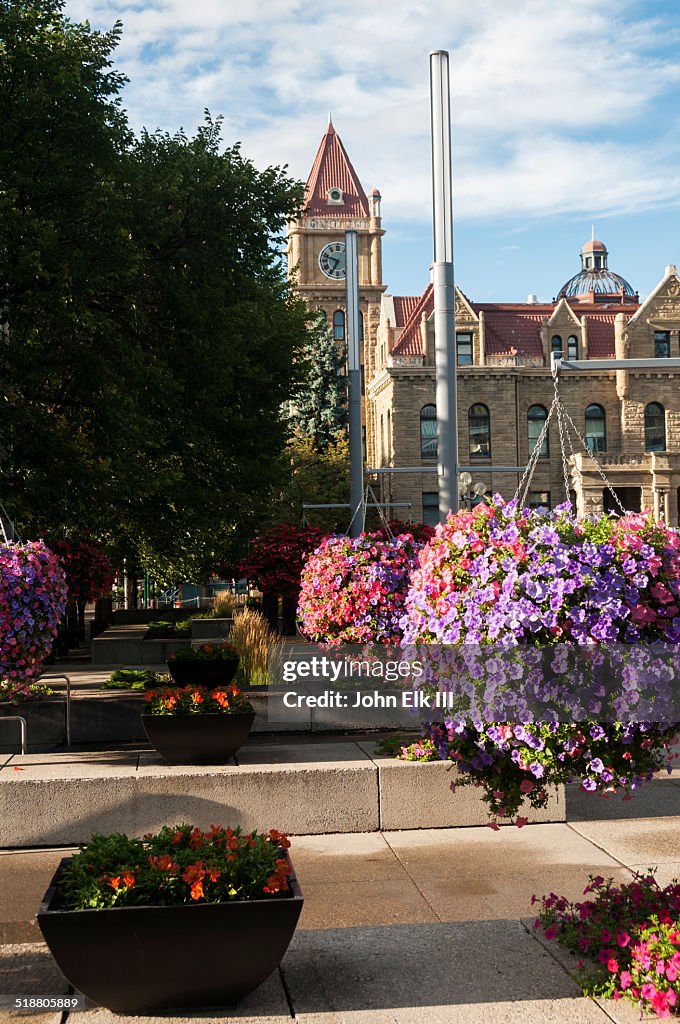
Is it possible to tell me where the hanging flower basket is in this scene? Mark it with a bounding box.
[401,498,680,824]
[298,531,421,644]
[0,541,67,696]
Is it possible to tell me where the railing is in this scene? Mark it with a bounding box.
[38,674,72,747]
[0,716,26,755]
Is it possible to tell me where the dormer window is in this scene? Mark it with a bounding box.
[327,187,344,205]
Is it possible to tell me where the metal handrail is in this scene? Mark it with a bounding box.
[39,674,71,747]
[0,715,27,755]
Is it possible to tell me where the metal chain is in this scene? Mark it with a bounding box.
[513,394,558,508]
[552,369,573,503]
[346,484,369,536]
[558,404,627,516]
[367,483,395,538]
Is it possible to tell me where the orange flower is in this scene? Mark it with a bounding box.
[188,827,203,849]
[148,854,175,872]
[190,880,204,900]
[206,865,221,882]
[123,873,136,888]
[191,691,203,704]
[182,861,205,884]
[109,876,121,891]
[171,830,184,846]
[268,829,291,849]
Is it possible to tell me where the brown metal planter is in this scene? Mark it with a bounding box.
[37,856,303,1014]
[141,711,255,763]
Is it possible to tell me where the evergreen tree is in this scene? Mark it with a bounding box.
[288,310,347,450]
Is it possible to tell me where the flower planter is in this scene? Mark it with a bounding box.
[165,657,239,688]
[141,711,255,763]
[37,855,303,1014]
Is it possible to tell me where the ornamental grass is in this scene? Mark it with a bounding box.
[229,607,280,687]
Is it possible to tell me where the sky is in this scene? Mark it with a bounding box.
[64,0,680,304]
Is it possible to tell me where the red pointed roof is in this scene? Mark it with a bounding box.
[392,296,420,329]
[304,122,370,218]
[391,285,433,356]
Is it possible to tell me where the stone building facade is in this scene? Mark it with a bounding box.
[289,123,680,526]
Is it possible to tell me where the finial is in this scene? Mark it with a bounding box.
[328,111,333,126]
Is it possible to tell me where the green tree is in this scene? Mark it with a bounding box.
[288,309,347,450]
[0,2,309,585]
[273,434,350,534]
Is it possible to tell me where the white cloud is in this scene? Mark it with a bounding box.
[63,0,680,223]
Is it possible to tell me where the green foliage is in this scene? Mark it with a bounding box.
[145,619,192,639]
[287,310,347,450]
[274,434,350,533]
[0,1,309,584]
[0,680,53,704]
[57,824,293,909]
[102,669,155,691]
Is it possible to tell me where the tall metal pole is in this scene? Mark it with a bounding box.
[346,230,364,536]
[430,50,458,520]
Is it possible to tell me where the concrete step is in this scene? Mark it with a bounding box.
[0,740,564,847]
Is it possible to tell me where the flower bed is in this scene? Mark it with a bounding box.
[298,532,421,644]
[144,684,252,717]
[536,871,680,1018]
[56,824,291,907]
[0,541,67,697]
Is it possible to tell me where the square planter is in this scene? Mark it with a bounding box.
[191,617,233,640]
[37,855,303,1014]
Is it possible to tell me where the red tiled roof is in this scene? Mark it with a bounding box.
[387,295,637,362]
[304,122,369,218]
[392,295,420,329]
[391,285,433,357]
[475,304,550,358]
[584,313,617,357]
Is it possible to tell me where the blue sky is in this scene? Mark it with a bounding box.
[65,0,680,303]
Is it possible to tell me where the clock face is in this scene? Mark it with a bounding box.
[319,241,347,280]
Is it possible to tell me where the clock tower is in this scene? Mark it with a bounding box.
[287,118,386,393]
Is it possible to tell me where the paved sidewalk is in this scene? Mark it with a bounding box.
[2,787,680,1023]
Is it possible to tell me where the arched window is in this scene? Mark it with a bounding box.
[359,310,364,342]
[567,335,578,360]
[551,335,562,357]
[333,309,345,342]
[585,404,607,453]
[469,403,491,460]
[645,402,666,452]
[420,404,437,458]
[528,404,549,457]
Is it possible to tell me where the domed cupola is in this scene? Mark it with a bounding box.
[557,236,638,304]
